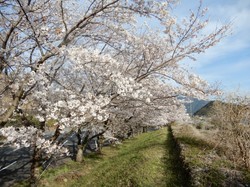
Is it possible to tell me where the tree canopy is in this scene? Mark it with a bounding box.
[0,0,228,166]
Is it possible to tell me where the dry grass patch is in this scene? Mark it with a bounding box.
[171,122,250,186]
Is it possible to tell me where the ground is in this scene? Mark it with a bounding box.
[38,127,191,187]
[5,123,250,187]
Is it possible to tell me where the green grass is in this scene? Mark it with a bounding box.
[164,126,192,187]
[70,129,168,187]
[39,128,191,187]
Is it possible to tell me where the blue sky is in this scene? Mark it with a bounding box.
[173,0,250,94]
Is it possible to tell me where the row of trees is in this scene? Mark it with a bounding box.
[0,0,228,184]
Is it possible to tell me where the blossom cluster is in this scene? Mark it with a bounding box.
[0,126,68,156]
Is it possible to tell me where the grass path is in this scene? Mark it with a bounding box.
[39,128,191,187]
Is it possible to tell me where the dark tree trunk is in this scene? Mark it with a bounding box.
[75,128,89,162]
[127,126,134,138]
[96,135,105,154]
[50,124,61,142]
[30,122,55,185]
[142,126,148,133]
[0,87,24,127]
[30,144,41,186]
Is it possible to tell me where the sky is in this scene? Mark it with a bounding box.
[173,0,250,94]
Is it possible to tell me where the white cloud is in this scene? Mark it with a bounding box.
[197,1,249,61]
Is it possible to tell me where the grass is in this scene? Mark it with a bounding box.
[15,122,250,187]
[170,123,250,187]
[172,126,227,186]
[39,127,191,187]
[164,126,192,187]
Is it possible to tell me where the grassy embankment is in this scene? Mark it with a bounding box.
[39,127,191,187]
[17,121,250,187]
[171,122,250,186]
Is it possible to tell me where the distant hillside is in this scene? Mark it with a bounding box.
[194,100,250,118]
[194,101,218,116]
[184,98,209,115]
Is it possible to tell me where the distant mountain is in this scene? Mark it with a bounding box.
[193,101,217,116]
[194,100,250,118]
[193,100,229,117]
[184,98,209,115]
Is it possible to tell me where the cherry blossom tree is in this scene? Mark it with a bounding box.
[0,0,229,183]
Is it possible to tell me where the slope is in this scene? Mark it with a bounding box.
[39,128,191,187]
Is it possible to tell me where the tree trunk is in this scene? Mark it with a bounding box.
[50,125,61,142]
[30,145,41,186]
[75,133,89,162]
[127,126,133,138]
[0,87,24,126]
[75,128,86,162]
[76,145,84,162]
[96,135,105,154]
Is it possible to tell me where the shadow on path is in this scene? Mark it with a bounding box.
[163,126,192,187]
